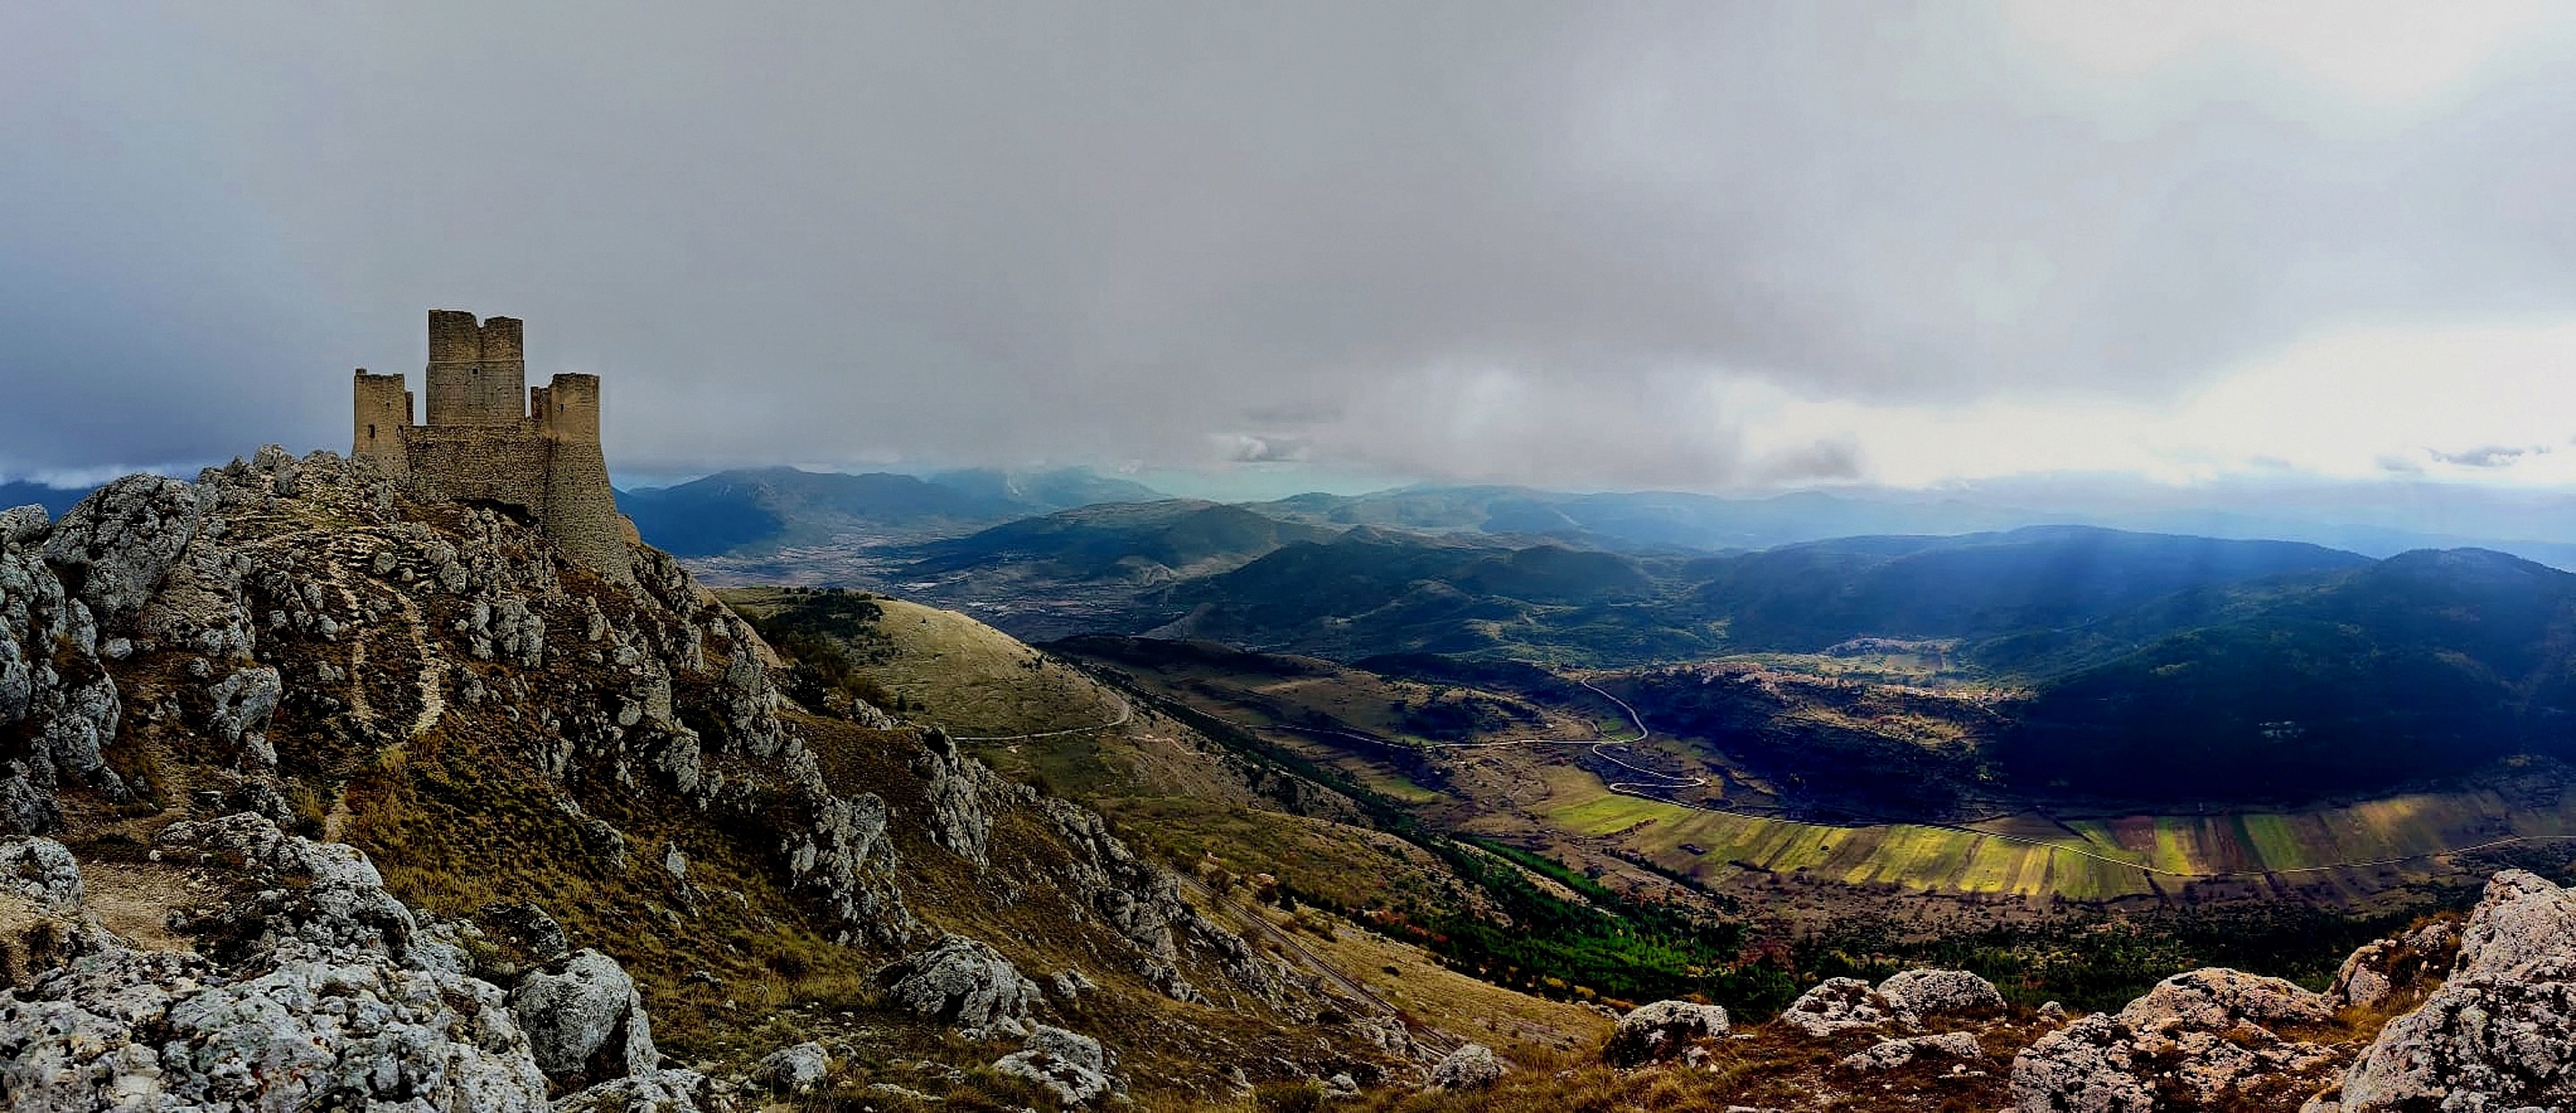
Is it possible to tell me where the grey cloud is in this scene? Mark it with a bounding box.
[7,3,2576,490]
[2432,445,2543,468]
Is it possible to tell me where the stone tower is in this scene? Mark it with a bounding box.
[352,310,635,584]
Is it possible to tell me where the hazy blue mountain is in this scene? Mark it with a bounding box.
[1254,483,2576,568]
[904,500,1338,582]
[618,466,1165,556]
[1684,526,2373,653]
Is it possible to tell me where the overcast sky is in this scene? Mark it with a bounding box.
[9,2,2576,497]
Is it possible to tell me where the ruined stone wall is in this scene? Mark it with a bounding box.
[424,310,527,427]
[401,428,553,511]
[350,371,413,481]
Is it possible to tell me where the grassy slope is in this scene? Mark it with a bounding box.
[717,588,1611,1058]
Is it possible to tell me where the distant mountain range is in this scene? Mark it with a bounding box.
[625,470,2576,570]
[614,466,1163,556]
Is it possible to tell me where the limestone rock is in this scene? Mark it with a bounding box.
[40,474,215,631]
[2332,871,2576,1110]
[1779,977,1892,1037]
[1841,1031,1983,1073]
[1036,794,1283,1005]
[1429,1043,1506,1090]
[2326,918,2458,1012]
[0,836,83,912]
[1603,999,1731,1066]
[878,935,1042,1038]
[994,1026,1116,1106]
[510,948,659,1085]
[553,1067,708,1112]
[205,665,282,766]
[0,840,554,1112]
[0,505,46,549]
[751,1041,831,1094]
[1050,968,1098,1002]
[1876,968,2005,1025]
[157,813,439,966]
[2011,968,2338,1112]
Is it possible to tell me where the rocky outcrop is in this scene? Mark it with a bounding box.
[158,813,436,964]
[0,818,584,1112]
[2324,871,2576,1111]
[2324,918,2458,1013]
[1877,968,2006,1025]
[879,934,1044,1038]
[1429,1043,1506,1090]
[1038,795,1285,1006]
[1604,999,1731,1066]
[553,1068,708,1113]
[510,949,659,1086]
[1779,977,1894,1037]
[1841,1031,1984,1073]
[1778,969,2001,1039]
[2011,968,2339,1112]
[1,523,121,830]
[0,445,1324,1102]
[751,1041,831,1094]
[40,474,215,632]
[0,836,82,911]
[994,1026,1116,1106]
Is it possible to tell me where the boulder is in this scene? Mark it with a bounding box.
[0,505,46,549]
[1429,1043,1506,1090]
[553,1068,708,1112]
[0,836,83,912]
[2325,918,2459,1012]
[878,934,1042,1038]
[1876,969,2005,1025]
[509,949,659,1085]
[157,813,433,965]
[40,474,215,632]
[2011,969,2339,1112]
[994,1026,1116,1106]
[2330,871,2576,1110]
[1841,1031,1984,1073]
[1778,977,1892,1037]
[1604,999,1731,1066]
[0,847,555,1112]
[751,1041,831,1094]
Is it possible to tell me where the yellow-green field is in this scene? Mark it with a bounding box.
[1521,764,2576,902]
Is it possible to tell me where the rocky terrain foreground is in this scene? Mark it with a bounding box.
[11,450,2576,1111]
[0,449,1414,1109]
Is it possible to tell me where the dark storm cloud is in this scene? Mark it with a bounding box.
[6,3,2576,488]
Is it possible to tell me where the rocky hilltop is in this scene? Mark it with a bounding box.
[0,447,1409,1109]
[19,449,2576,1111]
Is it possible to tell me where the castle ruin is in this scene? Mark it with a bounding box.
[352,310,634,584]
